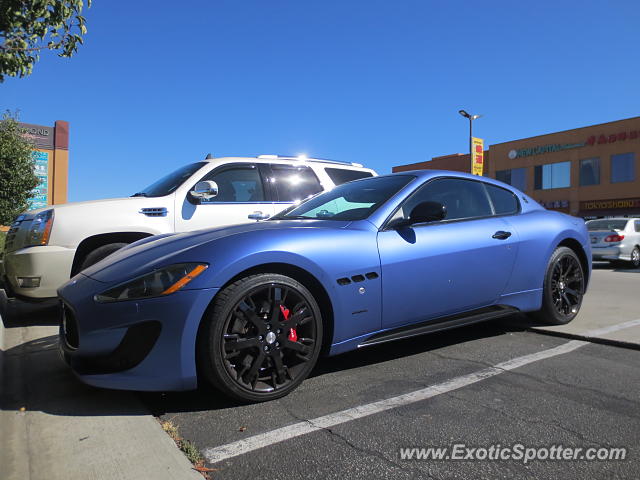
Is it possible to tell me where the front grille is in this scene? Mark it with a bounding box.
[61,303,80,349]
[4,215,27,252]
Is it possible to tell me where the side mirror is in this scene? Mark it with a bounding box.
[409,201,447,224]
[191,180,218,200]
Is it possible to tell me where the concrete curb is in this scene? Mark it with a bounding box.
[0,314,202,480]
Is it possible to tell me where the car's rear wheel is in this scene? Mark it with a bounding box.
[629,247,640,269]
[529,246,585,325]
[199,274,323,402]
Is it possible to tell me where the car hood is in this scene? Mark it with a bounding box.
[79,219,353,283]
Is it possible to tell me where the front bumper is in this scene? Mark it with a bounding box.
[2,245,75,298]
[58,273,219,391]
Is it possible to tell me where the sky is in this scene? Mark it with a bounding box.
[2,0,640,202]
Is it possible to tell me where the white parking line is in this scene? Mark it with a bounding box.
[203,320,637,464]
[576,318,640,338]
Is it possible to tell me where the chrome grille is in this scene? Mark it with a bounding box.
[4,215,26,251]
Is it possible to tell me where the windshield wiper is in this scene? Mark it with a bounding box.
[271,215,316,220]
[131,192,148,197]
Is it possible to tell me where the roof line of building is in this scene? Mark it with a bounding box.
[490,115,640,147]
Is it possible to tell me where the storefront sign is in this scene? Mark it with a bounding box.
[586,129,640,146]
[508,126,640,160]
[508,142,586,159]
[580,197,640,211]
[471,137,484,176]
[18,122,54,149]
[29,151,49,210]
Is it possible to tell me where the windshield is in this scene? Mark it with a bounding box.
[132,162,207,197]
[271,175,415,221]
[587,219,628,232]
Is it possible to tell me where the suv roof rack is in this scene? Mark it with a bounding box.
[256,154,363,167]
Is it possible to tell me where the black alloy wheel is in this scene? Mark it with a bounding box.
[199,274,323,402]
[529,246,585,325]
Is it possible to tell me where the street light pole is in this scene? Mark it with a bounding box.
[458,109,482,167]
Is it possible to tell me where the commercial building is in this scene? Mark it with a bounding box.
[393,116,640,218]
[18,120,69,209]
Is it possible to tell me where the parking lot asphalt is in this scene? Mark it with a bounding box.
[143,265,640,480]
[2,264,639,480]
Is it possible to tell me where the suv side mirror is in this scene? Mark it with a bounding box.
[409,201,447,224]
[191,180,218,200]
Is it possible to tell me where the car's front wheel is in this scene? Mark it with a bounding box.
[199,273,323,402]
[529,246,585,325]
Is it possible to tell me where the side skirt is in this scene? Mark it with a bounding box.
[357,305,519,348]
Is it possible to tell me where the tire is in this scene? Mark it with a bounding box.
[198,273,323,403]
[79,242,128,271]
[629,247,640,269]
[528,246,585,325]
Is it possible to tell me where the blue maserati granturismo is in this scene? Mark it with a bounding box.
[58,171,591,402]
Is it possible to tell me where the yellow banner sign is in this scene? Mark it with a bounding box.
[471,137,484,175]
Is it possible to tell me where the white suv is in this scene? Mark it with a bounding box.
[1,155,375,300]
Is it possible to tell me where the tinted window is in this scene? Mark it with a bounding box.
[271,175,414,221]
[399,178,492,221]
[586,220,627,231]
[635,220,640,233]
[270,165,322,202]
[611,153,635,183]
[485,184,519,215]
[199,166,265,202]
[534,161,571,190]
[496,168,526,191]
[325,168,373,185]
[135,162,206,197]
[579,158,600,186]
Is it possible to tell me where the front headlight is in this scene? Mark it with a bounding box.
[94,263,208,303]
[27,210,54,246]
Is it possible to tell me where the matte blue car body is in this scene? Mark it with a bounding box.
[58,170,591,391]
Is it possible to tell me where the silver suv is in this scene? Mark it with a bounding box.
[587,218,640,268]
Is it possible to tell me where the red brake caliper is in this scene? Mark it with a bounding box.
[279,305,297,342]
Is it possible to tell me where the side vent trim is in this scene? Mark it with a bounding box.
[140,207,168,217]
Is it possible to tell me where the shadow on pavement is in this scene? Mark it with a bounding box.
[1,333,150,417]
[0,296,60,328]
[592,261,640,273]
[141,315,538,416]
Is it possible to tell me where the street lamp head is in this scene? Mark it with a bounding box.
[471,114,482,121]
[458,109,470,118]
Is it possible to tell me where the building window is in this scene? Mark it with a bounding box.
[579,158,600,186]
[534,161,571,190]
[495,167,527,192]
[610,153,635,183]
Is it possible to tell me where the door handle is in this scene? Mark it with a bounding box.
[492,231,512,240]
[248,211,270,221]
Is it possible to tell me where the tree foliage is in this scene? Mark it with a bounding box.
[0,112,39,225]
[0,0,91,82]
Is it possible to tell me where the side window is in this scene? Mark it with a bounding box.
[485,184,519,215]
[199,166,265,203]
[634,220,640,233]
[325,168,373,185]
[398,178,492,222]
[269,165,322,202]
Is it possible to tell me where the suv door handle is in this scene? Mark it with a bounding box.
[492,231,512,240]
[248,211,270,221]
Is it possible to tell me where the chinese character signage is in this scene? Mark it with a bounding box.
[29,151,49,210]
[471,137,484,176]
